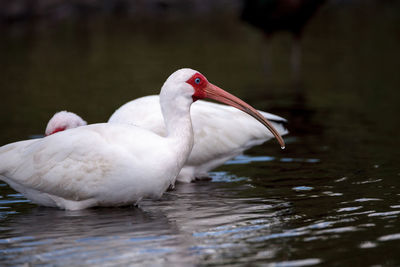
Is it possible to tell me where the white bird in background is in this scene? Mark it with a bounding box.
[45,111,87,136]
[45,98,288,183]
[0,68,285,210]
[108,96,288,182]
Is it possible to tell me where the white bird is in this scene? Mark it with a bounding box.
[45,111,87,136]
[45,102,287,183]
[0,68,285,210]
[108,96,288,182]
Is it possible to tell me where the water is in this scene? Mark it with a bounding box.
[1,1,400,266]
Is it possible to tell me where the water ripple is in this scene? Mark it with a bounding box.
[315,226,359,234]
[293,186,314,191]
[359,241,377,249]
[353,179,383,185]
[354,198,382,202]
[225,155,275,165]
[208,172,248,183]
[0,236,35,244]
[337,206,363,212]
[224,155,320,165]
[248,230,308,242]
[378,233,400,242]
[270,258,322,267]
[368,211,400,217]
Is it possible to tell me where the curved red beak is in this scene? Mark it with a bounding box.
[204,83,286,149]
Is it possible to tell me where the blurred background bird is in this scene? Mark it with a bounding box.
[241,0,327,81]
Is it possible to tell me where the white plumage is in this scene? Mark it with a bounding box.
[1,124,179,210]
[109,96,288,182]
[0,68,285,210]
[45,98,288,182]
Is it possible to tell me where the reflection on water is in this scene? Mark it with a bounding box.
[1,152,399,265]
[225,154,320,165]
[1,1,400,266]
[0,181,290,265]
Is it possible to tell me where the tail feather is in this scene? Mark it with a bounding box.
[0,139,37,176]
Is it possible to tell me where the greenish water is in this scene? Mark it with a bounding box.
[0,2,399,266]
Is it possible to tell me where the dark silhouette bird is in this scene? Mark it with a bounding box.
[241,0,326,80]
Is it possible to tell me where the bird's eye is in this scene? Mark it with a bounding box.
[195,78,201,84]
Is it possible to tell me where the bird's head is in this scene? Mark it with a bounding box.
[161,68,286,149]
[45,111,87,136]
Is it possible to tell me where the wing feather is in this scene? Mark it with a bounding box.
[0,123,168,201]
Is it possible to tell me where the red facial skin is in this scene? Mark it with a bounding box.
[47,127,66,136]
[186,73,208,102]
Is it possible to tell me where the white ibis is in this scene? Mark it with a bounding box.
[45,111,87,136]
[108,96,288,182]
[0,68,285,210]
[45,99,287,183]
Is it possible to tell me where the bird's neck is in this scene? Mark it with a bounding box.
[160,97,194,168]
